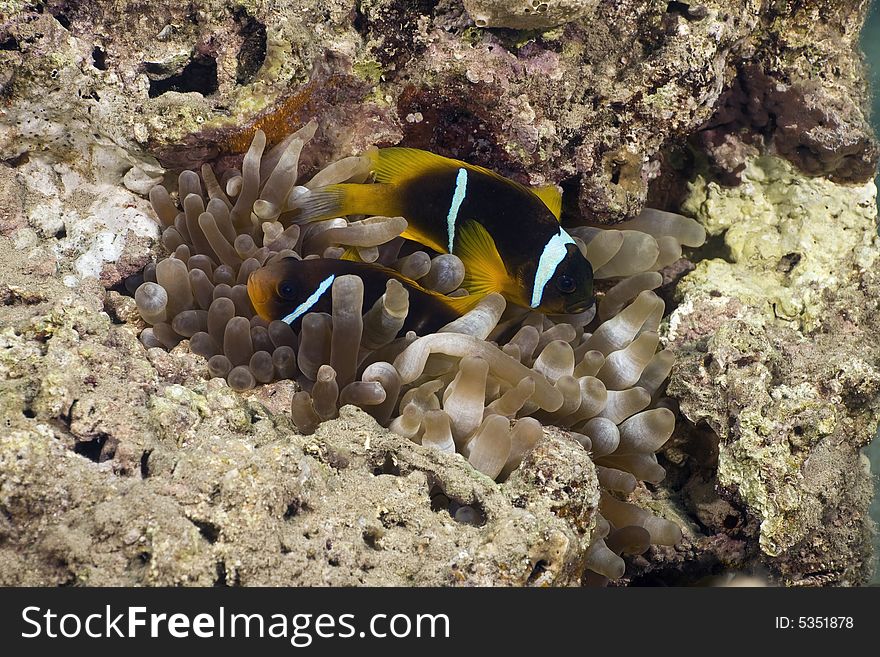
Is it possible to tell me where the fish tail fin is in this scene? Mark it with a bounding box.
[293,183,402,223]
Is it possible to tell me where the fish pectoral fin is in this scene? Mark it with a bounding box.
[532,184,563,221]
[368,148,449,184]
[455,220,511,297]
[400,226,447,254]
[443,291,488,315]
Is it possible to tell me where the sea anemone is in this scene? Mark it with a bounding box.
[134,125,705,584]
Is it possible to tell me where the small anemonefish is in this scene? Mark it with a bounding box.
[247,257,484,335]
[294,148,595,315]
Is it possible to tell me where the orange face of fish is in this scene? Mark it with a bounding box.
[246,264,286,322]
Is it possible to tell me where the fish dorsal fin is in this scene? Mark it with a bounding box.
[367,148,450,184]
[532,184,563,221]
[456,220,510,297]
[368,148,532,198]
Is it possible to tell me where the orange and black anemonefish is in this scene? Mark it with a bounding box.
[292,148,595,315]
[247,256,485,335]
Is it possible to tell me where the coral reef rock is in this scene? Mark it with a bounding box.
[0,240,599,585]
[2,0,876,232]
[662,156,878,585]
[462,1,599,29]
[0,0,877,586]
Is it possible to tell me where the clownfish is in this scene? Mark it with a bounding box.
[247,257,485,335]
[294,148,595,315]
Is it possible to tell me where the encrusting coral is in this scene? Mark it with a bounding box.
[462,0,599,30]
[134,124,705,583]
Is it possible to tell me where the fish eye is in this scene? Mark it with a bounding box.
[277,280,297,300]
[556,274,576,294]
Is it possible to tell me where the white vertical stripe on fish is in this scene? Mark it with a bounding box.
[530,230,576,308]
[446,167,468,253]
[282,274,336,325]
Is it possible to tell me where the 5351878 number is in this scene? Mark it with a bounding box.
[775,617,854,629]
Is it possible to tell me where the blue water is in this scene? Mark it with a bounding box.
[860,3,879,584]
[867,6,880,136]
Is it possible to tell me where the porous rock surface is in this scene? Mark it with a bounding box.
[0,240,598,585]
[0,1,877,585]
[1,1,876,237]
[462,0,599,29]
[656,157,879,585]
